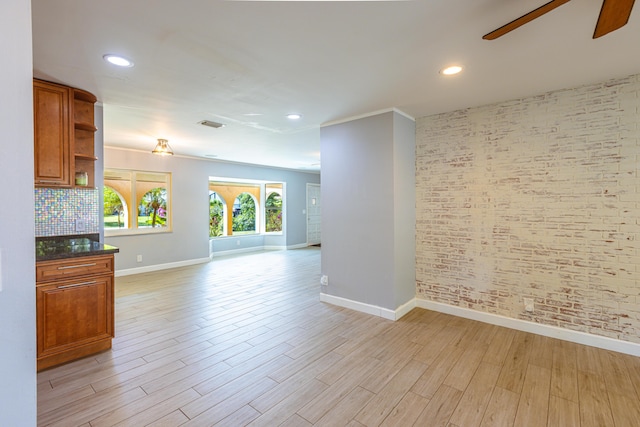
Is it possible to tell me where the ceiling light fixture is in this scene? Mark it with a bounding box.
[440,65,463,76]
[103,54,134,67]
[286,113,302,120]
[152,139,174,156]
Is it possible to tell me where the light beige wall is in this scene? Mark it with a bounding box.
[416,74,640,343]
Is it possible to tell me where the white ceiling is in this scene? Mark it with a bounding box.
[31,0,640,172]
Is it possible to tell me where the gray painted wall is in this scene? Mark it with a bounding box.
[104,147,320,271]
[320,111,415,310]
[0,0,37,423]
[393,113,416,307]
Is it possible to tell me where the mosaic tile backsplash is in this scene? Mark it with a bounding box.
[35,187,100,237]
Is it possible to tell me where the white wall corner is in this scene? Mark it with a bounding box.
[319,293,416,321]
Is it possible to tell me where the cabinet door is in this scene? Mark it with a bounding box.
[33,80,72,187]
[36,275,113,358]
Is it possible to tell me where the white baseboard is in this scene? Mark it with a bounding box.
[211,243,314,258]
[415,299,640,357]
[115,257,210,277]
[318,293,640,356]
[319,293,415,321]
[210,247,266,258]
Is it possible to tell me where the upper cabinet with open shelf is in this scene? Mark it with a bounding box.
[33,79,98,188]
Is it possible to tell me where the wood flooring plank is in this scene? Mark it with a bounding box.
[550,340,578,403]
[513,363,551,427]
[37,384,95,414]
[145,409,190,427]
[410,344,466,399]
[47,356,147,392]
[600,350,640,427]
[91,388,200,427]
[482,327,516,366]
[528,334,554,370]
[38,387,147,427]
[245,378,329,427]
[443,344,487,392]
[90,359,186,393]
[140,358,231,395]
[548,395,580,427]
[250,350,343,414]
[449,362,502,427]
[413,384,463,427]
[191,341,293,396]
[623,353,640,400]
[379,391,429,427]
[313,386,375,427]
[182,357,286,419]
[577,369,615,427]
[413,324,465,365]
[495,331,533,394]
[213,405,262,427]
[479,386,519,427]
[182,376,278,426]
[278,413,313,427]
[297,355,382,423]
[354,359,429,426]
[358,343,422,394]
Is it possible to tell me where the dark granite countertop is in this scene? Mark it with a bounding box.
[36,234,119,262]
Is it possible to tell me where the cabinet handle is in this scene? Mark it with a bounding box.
[38,180,62,184]
[57,281,97,289]
[57,263,97,270]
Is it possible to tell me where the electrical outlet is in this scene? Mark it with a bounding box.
[136,254,142,263]
[523,297,534,312]
[320,275,329,286]
[75,218,86,232]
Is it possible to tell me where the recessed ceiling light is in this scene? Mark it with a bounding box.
[103,54,134,67]
[286,113,302,120]
[440,65,463,76]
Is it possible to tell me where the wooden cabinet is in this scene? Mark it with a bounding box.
[33,80,72,186]
[33,79,97,188]
[36,254,115,371]
[72,88,98,188]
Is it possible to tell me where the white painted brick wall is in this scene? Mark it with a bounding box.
[416,74,640,343]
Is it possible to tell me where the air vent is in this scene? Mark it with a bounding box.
[199,120,225,129]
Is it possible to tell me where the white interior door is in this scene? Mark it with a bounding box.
[306,183,321,245]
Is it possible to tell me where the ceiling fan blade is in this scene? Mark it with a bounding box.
[593,0,635,38]
[483,0,572,40]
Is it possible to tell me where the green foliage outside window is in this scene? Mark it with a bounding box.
[104,186,125,228]
[209,195,224,237]
[265,192,282,232]
[138,187,167,228]
[232,193,256,233]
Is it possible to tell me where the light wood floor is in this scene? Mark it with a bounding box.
[38,247,640,426]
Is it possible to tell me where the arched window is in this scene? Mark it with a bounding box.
[232,192,257,234]
[103,186,128,229]
[265,191,282,232]
[209,192,226,237]
[138,187,168,228]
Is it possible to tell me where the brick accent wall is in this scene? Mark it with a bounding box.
[416,74,640,343]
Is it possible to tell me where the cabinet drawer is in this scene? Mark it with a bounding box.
[36,255,114,282]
